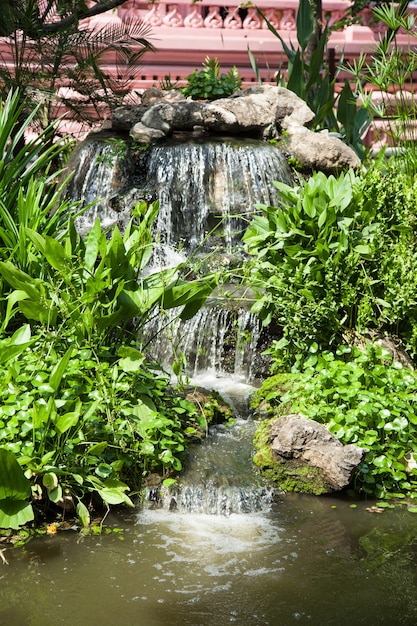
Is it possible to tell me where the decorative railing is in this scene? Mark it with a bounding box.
[116,1,351,31]
[114,0,417,39]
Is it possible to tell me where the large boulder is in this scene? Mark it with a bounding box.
[254,414,366,494]
[111,85,360,174]
[283,127,361,172]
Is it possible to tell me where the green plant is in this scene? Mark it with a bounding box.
[345,1,417,177]
[0,91,84,276]
[181,56,242,101]
[0,326,206,527]
[275,343,417,499]
[243,165,417,368]
[0,200,217,338]
[251,0,369,155]
[0,448,34,530]
[0,199,216,528]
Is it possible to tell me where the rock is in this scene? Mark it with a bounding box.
[110,85,359,174]
[254,414,366,494]
[284,127,361,172]
[130,121,166,143]
[112,104,144,131]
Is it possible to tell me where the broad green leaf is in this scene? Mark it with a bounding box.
[87,442,108,456]
[0,261,41,300]
[43,472,58,491]
[0,324,35,364]
[353,245,371,255]
[84,218,102,272]
[49,347,75,392]
[55,411,80,434]
[118,346,145,372]
[287,51,306,99]
[129,397,157,421]
[19,300,56,324]
[0,499,34,530]
[48,485,63,503]
[76,500,91,527]
[98,488,133,506]
[44,236,68,271]
[296,0,314,50]
[0,449,31,500]
[33,398,54,429]
[95,463,113,479]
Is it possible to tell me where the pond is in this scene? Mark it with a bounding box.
[2,419,417,626]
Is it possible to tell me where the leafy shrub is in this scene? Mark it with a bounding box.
[243,165,417,369]
[0,326,205,528]
[0,199,217,525]
[181,56,242,100]
[274,344,417,499]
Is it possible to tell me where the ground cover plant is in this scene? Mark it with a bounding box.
[253,344,417,499]
[0,90,217,534]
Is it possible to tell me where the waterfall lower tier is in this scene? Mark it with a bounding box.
[144,419,274,516]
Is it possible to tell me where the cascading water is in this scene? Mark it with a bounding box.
[67,134,292,255]
[148,420,273,516]
[67,132,292,515]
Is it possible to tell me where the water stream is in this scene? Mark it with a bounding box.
[2,135,417,624]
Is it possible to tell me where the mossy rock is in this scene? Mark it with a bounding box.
[253,419,330,496]
[186,387,234,439]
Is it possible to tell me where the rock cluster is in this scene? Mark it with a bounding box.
[110,85,360,173]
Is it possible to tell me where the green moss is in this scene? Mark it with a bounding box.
[251,373,295,418]
[253,419,329,495]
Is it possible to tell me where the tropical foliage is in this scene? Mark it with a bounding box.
[0,0,154,139]
[181,56,242,101]
[0,91,216,533]
[243,166,417,370]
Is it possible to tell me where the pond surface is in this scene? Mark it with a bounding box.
[2,492,417,625]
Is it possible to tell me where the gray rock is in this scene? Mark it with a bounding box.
[112,104,144,131]
[130,121,166,143]
[111,85,360,174]
[269,413,365,492]
[284,127,361,172]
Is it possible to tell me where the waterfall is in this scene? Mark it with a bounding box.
[145,419,274,516]
[145,298,264,384]
[67,132,290,514]
[67,135,292,255]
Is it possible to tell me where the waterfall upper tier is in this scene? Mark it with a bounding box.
[67,135,292,256]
